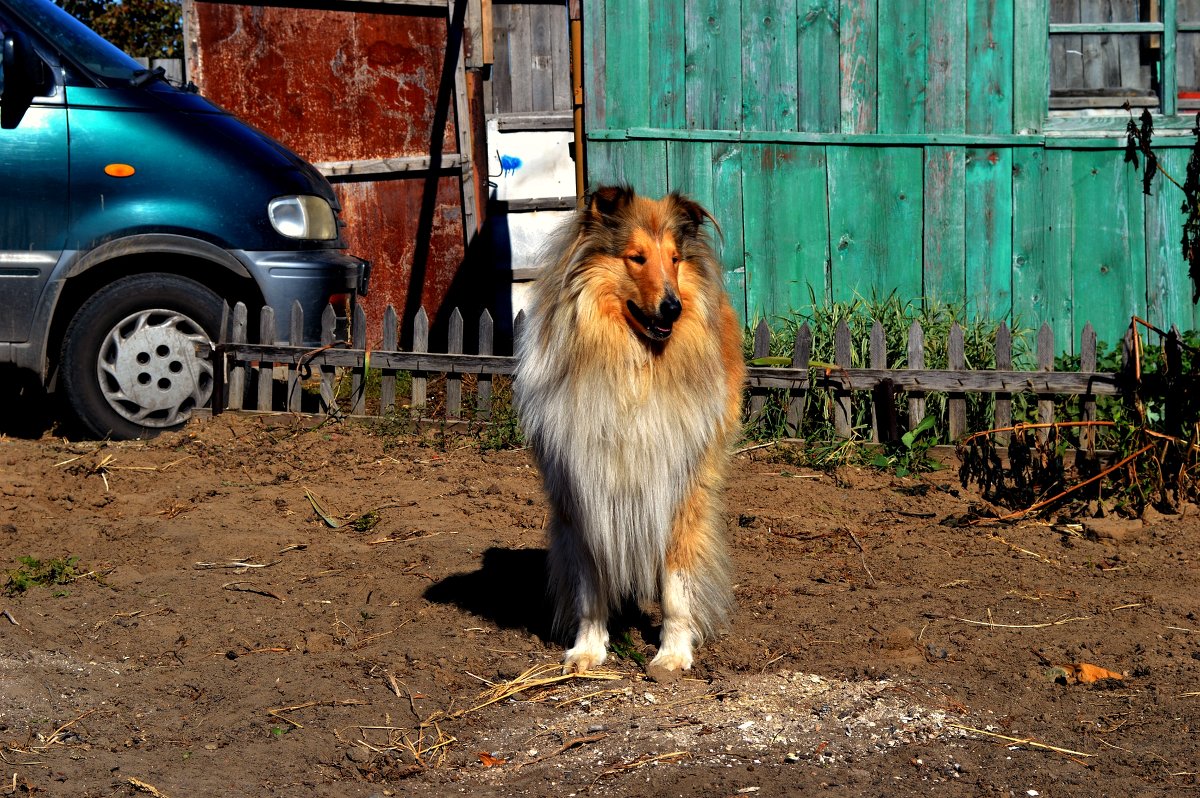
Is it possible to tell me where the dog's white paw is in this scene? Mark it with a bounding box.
[562,644,607,674]
[648,647,693,673]
[562,620,609,674]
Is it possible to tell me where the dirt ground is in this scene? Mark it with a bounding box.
[0,407,1198,797]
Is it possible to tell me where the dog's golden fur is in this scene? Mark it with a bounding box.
[515,185,744,673]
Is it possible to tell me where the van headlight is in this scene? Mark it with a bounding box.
[268,195,338,240]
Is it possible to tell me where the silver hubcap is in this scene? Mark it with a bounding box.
[97,309,213,428]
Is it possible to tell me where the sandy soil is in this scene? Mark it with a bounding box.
[0,411,1198,797]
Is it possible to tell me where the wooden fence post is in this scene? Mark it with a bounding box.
[786,321,811,437]
[380,306,398,415]
[947,322,966,442]
[256,306,275,411]
[350,304,367,416]
[412,307,429,410]
[907,320,926,430]
[447,308,464,418]
[994,321,1012,446]
[1080,322,1097,452]
[287,301,303,413]
[477,310,494,421]
[1120,324,1137,382]
[833,319,852,438]
[319,305,337,412]
[227,302,248,412]
[869,320,896,443]
[748,318,771,426]
[1166,324,1183,438]
[210,301,231,417]
[1036,322,1054,443]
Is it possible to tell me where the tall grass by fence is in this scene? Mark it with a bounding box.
[211,301,1185,450]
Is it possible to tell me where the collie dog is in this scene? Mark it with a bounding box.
[515,185,745,674]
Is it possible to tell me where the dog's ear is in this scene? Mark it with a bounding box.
[670,192,722,241]
[586,185,635,220]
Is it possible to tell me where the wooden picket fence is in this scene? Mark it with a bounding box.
[212,301,1154,444]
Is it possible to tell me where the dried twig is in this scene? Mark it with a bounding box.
[438,663,624,721]
[267,698,368,730]
[953,613,1090,629]
[222,582,284,602]
[947,723,1094,758]
[995,443,1155,521]
[553,687,630,709]
[987,532,1055,564]
[93,607,171,631]
[735,440,777,454]
[194,560,280,570]
[160,455,195,471]
[846,529,876,587]
[368,531,444,545]
[597,750,689,779]
[126,776,172,797]
[33,708,97,750]
[516,732,608,769]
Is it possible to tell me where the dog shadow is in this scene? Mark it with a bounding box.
[424,547,556,641]
[423,546,660,649]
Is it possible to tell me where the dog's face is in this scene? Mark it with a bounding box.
[583,186,715,343]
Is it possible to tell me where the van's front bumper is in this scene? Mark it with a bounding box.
[239,249,370,345]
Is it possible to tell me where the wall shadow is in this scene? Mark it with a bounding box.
[433,210,515,355]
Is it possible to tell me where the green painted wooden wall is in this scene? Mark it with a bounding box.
[582,0,1199,352]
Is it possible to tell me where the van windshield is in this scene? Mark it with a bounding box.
[6,0,153,85]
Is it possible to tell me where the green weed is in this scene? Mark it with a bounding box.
[869,415,943,477]
[474,377,524,452]
[609,630,647,667]
[743,291,1035,445]
[3,555,86,597]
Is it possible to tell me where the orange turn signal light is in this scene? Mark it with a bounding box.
[104,163,136,178]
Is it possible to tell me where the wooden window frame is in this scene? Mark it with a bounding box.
[1043,0,1200,132]
[1049,4,1174,113]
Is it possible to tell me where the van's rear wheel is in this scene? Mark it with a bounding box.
[61,274,224,439]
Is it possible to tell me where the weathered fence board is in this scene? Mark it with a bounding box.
[785,321,812,437]
[380,306,399,415]
[214,302,1132,443]
[256,306,275,412]
[832,319,852,438]
[994,321,1013,445]
[287,301,303,414]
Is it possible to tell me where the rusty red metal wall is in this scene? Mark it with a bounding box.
[188,2,468,342]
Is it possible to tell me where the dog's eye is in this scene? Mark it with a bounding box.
[628,254,646,265]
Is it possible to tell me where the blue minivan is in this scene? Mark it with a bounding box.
[0,0,369,439]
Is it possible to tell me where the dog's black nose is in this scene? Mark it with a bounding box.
[659,294,682,323]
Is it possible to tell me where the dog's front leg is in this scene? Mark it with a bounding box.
[652,468,731,672]
[562,568,609,674]
[650,568,695,671]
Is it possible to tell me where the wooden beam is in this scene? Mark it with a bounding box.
[487,196,576,211]
[492,110,575,130]
[746,368,1122,395]
[217,341,1123,397]
[450,0,479,244]
[314,154,468,178]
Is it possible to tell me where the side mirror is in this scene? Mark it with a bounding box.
[1,30,47,129]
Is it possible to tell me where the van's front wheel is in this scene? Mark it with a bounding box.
[61,274,224,439]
